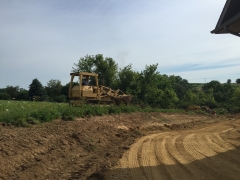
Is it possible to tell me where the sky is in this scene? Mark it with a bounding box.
[0,0,240,89]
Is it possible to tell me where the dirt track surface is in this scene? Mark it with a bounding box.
[106,118,240,180]
[0,112,239,180]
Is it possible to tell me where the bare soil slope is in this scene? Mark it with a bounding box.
[106,116,240,180]
[0,112,239,180]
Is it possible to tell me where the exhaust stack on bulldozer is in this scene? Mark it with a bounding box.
[68,72,132,105]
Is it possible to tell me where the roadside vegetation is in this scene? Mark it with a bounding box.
[0,54,240,126]
[0,100,184,127]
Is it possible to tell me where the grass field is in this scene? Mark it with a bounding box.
[0,100,184,126]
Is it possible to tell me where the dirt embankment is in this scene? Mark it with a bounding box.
[0,113,239,180]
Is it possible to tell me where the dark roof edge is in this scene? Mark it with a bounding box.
[211,13,240,33]
[215,0,231,28]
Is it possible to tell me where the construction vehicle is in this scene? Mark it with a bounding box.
[68,72,132,105]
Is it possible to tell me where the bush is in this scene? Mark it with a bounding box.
[29,107,60,122]
[221,103,240,113]
[214,108,228,115]
[176,101,192,109]
[0,93,11,100]
[107,105,122,114]
[26,117,40,124]
[53,95,67,103]
[62,115,75,121]
[12,118,29,127]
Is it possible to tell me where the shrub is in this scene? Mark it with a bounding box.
[53,95,67,103]
[214,108,228,115]
[26,117,40,124]
[0,93,11,100]
[12,118,29,127]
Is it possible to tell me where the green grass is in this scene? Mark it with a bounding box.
[0,100,184,127]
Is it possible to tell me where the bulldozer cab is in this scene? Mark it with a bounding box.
[68,72,99,101]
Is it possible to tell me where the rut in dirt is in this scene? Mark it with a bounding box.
[106,119,240,180]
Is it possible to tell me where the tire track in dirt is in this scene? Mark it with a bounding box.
[154,135,176,179]
[199,133,240,176]
[106,119,240,180]
[165,135,193,178]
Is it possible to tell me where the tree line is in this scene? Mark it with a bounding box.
[1,54,240,112]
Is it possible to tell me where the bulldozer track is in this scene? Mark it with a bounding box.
[106,119,240,180]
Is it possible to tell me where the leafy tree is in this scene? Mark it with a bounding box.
[28,79,46,101]
[201,80,233,103]
[94,55,118,86]
[16,88,28,100]
[139,64,159,101]
[144,87,164,107]
[0,88,6,93]
[5,85,20,98]
[214,84,233,103]
[232,87,240,109]
[170,76,190,100]
[0,92,11,100]
[161,88,179,108]
[236,78,240,84]
[202,80,221,92]
[198,89,217,108]
[227,79,231,84]
[181,90,199,107]
[222,83,234,100]
[114,64,141,95]
[156,74,172,90]
[137,64,179,107]
[72,54,118,87]
[72,54,95,72]
[45,79,62,99]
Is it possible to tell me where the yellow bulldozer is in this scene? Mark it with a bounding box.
[68,72,132,105]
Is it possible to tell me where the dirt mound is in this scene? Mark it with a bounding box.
[0,112,237,180]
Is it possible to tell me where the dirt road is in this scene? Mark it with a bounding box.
[106,119,240,180]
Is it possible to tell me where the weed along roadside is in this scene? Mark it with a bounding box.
[0,100,184,127]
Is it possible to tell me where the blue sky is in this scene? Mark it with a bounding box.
[0,0,239,89]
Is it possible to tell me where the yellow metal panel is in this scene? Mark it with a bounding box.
[82,92,97,97]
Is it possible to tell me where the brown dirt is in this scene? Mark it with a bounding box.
[0,112,239,180]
